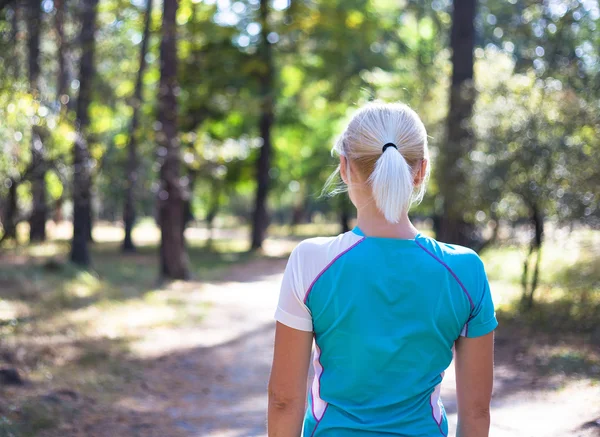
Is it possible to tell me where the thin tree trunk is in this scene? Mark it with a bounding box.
[27,0,47,242]
[2,180,19,241]
[70,0,98,266]
[530,246,542,304]
[290,203,304,227]
[183,167,196,231]
[122,0,153,253]
[250,0,275,251]
[527,205,544,307]
[521,236,535,305]
[53,0,69,229]
[437,0,477,246]
[55,0,68,106]
[10,3,19,79]
[206,179,221,228]
[6,3,19,238]
[157,0,189,279]
[53,196,63,222]
[522,204,544,309]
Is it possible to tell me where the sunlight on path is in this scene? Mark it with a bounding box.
[154,260,284,437]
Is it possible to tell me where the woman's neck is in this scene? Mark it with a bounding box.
[355,206,419,239]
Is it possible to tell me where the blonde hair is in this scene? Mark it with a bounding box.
[327,102,430,223]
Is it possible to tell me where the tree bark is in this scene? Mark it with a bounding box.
[53,196,64,223]
[55,0,68,106]
[436,0,477,246]
[27,0,47,242]
[250,0,275,251]
[70,0,98,266]
[9,3,19,79]
[183,167,196,231]
[522,203,544,309]
[122,0,153,253]
[2,180,19,241]
[4,98,20,243]
[157,0,189,279]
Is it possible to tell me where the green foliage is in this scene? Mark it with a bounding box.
[472,0,600,226]
[0,0,598,239]
[483,229,600,336]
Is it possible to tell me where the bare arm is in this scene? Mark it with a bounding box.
[454,332,495,437]
[268,322,313,437]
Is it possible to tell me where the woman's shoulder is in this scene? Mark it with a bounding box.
[289,231,364,264]
[416,234,484,271]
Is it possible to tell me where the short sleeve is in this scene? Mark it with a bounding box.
[274,246,313,332]
[462,260,498,338]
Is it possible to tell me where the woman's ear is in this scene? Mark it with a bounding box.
[414,159,428,186]
[340,155,348,184]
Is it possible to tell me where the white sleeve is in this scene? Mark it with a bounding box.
[274,246,313,332]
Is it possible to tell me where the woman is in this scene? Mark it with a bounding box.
[268,102,497,437]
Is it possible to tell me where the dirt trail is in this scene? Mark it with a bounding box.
[99,258,599,437]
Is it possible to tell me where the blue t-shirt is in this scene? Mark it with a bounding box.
[274,227,498,437]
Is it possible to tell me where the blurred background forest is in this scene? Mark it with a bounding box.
[0,0,599,435]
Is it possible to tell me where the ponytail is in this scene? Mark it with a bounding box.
[327,101,429,223]
[369,146,414,223]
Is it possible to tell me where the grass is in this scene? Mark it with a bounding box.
[482,233,600,338]
[0,398,63,437]
[0,223,258,436]
[481,228,600,383]
[536,349,600,379]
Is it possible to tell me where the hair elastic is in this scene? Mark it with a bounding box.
[382,142,398,153]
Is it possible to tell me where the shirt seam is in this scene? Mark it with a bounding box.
[274,306,313,332]
[302,237,366,304]
[414,240,475,312]
[464,314,498,337]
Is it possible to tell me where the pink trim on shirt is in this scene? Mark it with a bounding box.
[414,240,474,311]
[303,237,365,304]
[309,339,329,436]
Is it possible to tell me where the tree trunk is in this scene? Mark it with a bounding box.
[205,178,221,248]
[27,0,47,242]
[5,4,19,240]
[522,204,544,309]
[291,203,304,227]
[157,0,189,279]
[2,180,19,241]
[250,0,275,251]
[122,0,153,253]
[183,167,196,231]
[436,0,477,247]
[87,209,94,242]
[521,234,535,306]
[70,0,98,266]
[55,0,68,107]
[53,196,64,223]
[9,3,19,79]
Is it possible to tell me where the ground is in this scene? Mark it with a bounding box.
[1,222,599,436]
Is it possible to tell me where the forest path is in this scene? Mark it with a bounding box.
[91,256,600,437]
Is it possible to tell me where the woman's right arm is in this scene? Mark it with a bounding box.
[454,332,494,437]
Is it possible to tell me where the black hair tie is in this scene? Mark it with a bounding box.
[382,142,398,153]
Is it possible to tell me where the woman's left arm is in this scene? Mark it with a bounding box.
[268,321,313,437]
